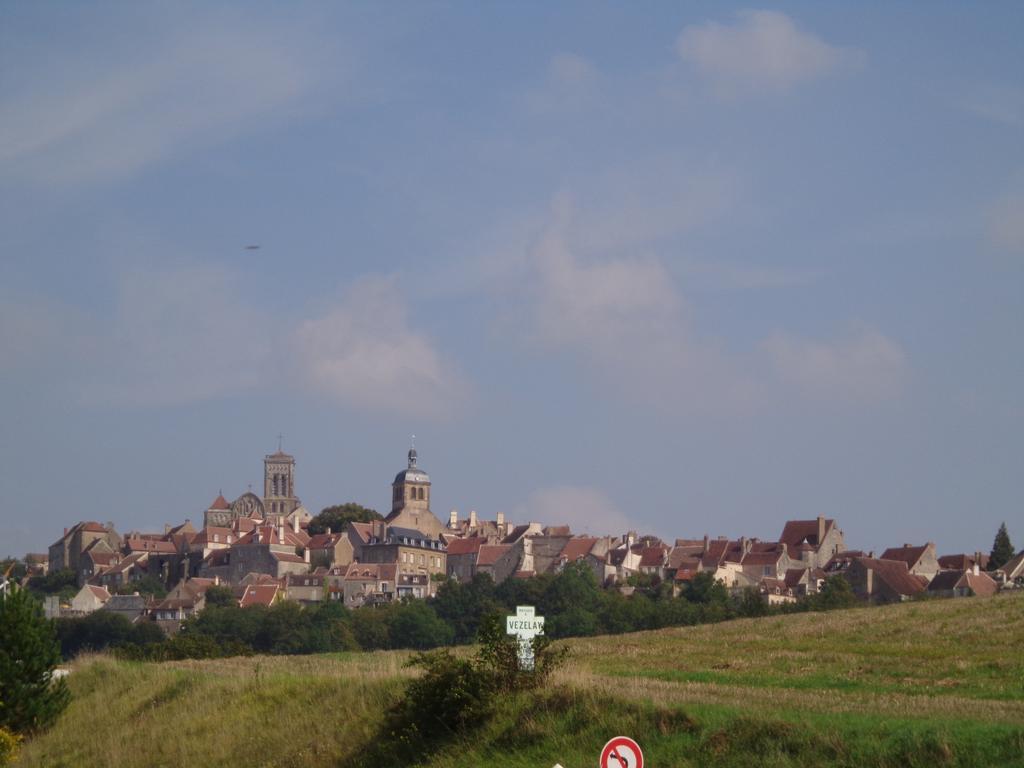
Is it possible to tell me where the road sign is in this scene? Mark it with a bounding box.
[600,736,643,768]
[505,605,544,671]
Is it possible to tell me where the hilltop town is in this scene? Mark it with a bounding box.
[6,445,1021,633]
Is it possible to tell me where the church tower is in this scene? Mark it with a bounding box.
[263,442,298,522]
[384,443,444,538]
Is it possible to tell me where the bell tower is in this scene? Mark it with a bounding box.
[384,440,443,538]
[263,436,298,521]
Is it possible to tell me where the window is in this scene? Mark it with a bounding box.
[418,488,425,500]
[419,554,425,565]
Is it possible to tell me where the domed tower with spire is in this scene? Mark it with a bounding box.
[383,440,444,538]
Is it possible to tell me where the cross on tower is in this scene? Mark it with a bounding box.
[277,433,284,452]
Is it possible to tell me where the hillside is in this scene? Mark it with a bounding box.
[16,592,1024,768]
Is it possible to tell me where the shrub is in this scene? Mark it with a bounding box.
[0,728,20,766]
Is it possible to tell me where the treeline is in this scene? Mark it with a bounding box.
[55,563,859,660]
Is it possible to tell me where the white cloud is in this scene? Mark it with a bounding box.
[513,486,641,537]
[677,10,863,91]
[987,195,1024,253]
[761,327,908,402]
[0,14,331,185]
[293,277,470,419]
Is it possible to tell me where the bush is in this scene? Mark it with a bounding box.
[0,728,20,766]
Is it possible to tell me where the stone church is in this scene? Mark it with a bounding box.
[383,445,446,539]
[204,447,309,529]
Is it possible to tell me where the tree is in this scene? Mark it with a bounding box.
[0,584,70,734]
[389,601,454,650]
[682,571,728,605]
[990,522,1015,571]
[116,574,167,599]
[307,503,382,535]
[204,584,236,608]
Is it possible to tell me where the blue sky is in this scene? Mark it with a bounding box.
[2,2,1022,558]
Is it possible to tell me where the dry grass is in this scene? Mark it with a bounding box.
[15,591,1024,767]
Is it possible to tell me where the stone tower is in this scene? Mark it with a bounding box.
[263,445,298,521]
[384,444,444,538]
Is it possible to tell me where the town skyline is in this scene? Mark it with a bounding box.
[2,3,1022,559]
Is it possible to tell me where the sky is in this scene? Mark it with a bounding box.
[1,2,1022,559]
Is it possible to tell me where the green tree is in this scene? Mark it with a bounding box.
[682,571,728,605]
[116,574,167,599]
[0,584,70,734]
[204,584,236,608]
[989,522,1015,571]
[307,503,382,535]
[811,575,859,611]
[389,600,454,650]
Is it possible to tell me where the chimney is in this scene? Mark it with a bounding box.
[741,536,751,555]
[64,527,68,537]
[816,515,826,545]
[973,563,979,576]
[865,567,873,595]
[496,511,505,528]
[449,509,458,528]
[214,575,220,586]
[469,510,478,528]
[326,526,332,536]
[278,521,285,543]
[293,515,300,534]
[703,534,709,553]
[303,548,310,564]
[165,524,171,534]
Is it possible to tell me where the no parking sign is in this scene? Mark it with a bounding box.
[599,736,644,768]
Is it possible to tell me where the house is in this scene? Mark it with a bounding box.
[927,567,998,598]
[151,577,217,627]
[783,567,824,597]
[359,525,446,594]
[637,546,670,578]
[69,584,111,614]
[845,557,927,603]
[342,563,397,608]
[101,594,150,624]
[476,544,515,582]
[199,523,311,584]
[779,517,845,569]
[759,577,797,604]
[98,552,150,591]
[993,551,1024,587]
[445,536,485,582]
[879,543,940,584]
[938,552,990,571]
[283,570,325,604]
[48,521,121,582]
[238,582,281,608]
[445,509,514,541]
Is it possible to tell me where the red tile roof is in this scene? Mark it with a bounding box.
[477,544,512,567]
[855,557,926,597]
[779,519,834,548]
[559,537,598,562]
[880,545,930,569]
[82,522,109,533]
[344,563,397,582]
[87,585,111,601]
[638,546,668,568]
[239,584,279,607]
[445,537,485,556]
[208,494,230,510]
[124,537,177,554]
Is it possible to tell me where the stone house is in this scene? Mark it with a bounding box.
[152,577,217,628]
[360,525,446,591]
[69,584,111,614]
[759,577,797,604]
[476,544,516,582]
[445,536,486,582]
[48,521,121,580]
[238,582,281,607]
[101,594,149,623]
[845,557,927,603]
[342,562,397,608]
[938,552,990,571]
[778,517,845,570]
[283,570,325,604]
[993,551,1024,587]
[880,543,940,584]
[927,567,998,598]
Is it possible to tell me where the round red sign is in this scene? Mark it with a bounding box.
[600,736,643,768]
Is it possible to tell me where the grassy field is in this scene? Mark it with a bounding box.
[16,592,1024,768]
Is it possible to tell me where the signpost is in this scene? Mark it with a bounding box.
[505,605,544,671]
[600,736,644,768]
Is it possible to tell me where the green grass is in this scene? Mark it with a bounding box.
[15,592,1024,768]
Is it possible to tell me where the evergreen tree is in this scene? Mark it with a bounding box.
[0,584,70,734]
[989,522,1015,571]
